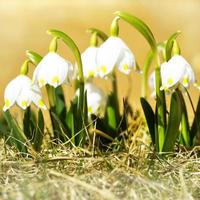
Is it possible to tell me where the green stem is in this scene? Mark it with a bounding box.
[110,16,120,36]
[141,51,154,98]
[181,109,190,147]
[112,72,120,124]
[154,51,166,152]
[178,92,190,147]
[90,32,98,47]
[46,85,56,108]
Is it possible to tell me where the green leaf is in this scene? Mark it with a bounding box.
[33,109,44,152]
[66,101,76,145]
[50,112,68,142]
[87,28,108,41]
[140,97,155,144]
[105,92,119,135]
[55,86,67,121]
[23,107,36,142]
[179,93,190,147]
[115,11,157,51]
[165,31,181,61]
[3,111,27,153]
[26,50,42,65]
[162,91,182,152]
[190,97,200,146]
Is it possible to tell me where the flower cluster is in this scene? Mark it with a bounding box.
[78,36,136,80]
[2,11,200,153]
[3,35,136,116]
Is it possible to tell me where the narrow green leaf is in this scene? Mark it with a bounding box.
[190,96,200,146]
[106,106,117,130]
[115,11,156,51]
[87,28,108,41]
[3,111,27,153]
[162,91,182,152]
[55,86,67,120]
[165,31,181,61]
[105,92,119,134]
[33,109,44,152]
[50,112,68,142]
[179,93,190,147]
[66,102,75,145]
[26,50,42,65]
[23,107,36,141]
[140,97,155,144]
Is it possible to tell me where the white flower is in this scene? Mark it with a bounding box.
[33,52,74,88]
[96,36,136,78]
[86,83,107,115]
[3,75,46,111]
[76,83,107,116]
[81,47,99,79]
[160,55,196,91]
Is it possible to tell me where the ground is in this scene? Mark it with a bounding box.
[1,139,200,200]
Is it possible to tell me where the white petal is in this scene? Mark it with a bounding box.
[118,49,135,74]
[97,37,122,77]
[97,36,135,78]
[81,47,98,79]
[160,61,186,90]
[85,83,107,115]
[3,75,31,111]
[16,88,31,110]
[3,78,20,111]
[30,84,47,110]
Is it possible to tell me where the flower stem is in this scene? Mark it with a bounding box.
[110,16,120,36]
[46,85,56,108]
[112,72,120,126]
[141,51,154,98]
[154,51,166,152]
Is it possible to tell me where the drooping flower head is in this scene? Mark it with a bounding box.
[33,52,74,88]
[96,36,136,78]
[160,55,196,92]
[76,82,107,116]
[3,75,46,111]
[85,83,107,115]
[149,55,197,96]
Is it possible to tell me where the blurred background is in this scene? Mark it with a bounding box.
[0,0,200,112]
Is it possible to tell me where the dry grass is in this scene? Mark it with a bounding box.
[1,139,200,200]
[0,113,200,200]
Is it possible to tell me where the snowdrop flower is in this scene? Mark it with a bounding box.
[3,75,46,111]
[33,52,74,88]
[80,46,99,79]
[160,55,196,91]
[96,36,136,78]
[76,83,107,116]
[85,83,107,115]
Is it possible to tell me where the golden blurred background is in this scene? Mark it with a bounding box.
[0,0,200,111]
